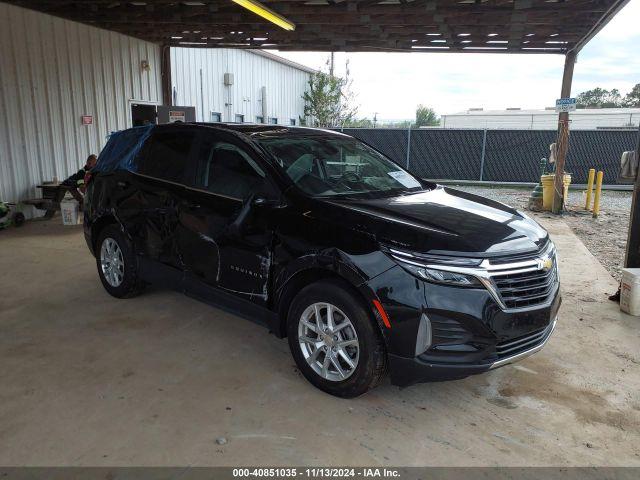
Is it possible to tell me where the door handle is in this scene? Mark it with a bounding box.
[116,181,129,189]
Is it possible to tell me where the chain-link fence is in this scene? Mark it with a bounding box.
[336,127,638,184]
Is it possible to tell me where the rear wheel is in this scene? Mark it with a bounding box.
[96,225,144,298]
[287,280,387,397]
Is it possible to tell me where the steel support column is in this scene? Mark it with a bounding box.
[552,50,577,214]
[161,45,172,107]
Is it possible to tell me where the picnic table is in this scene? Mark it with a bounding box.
[22,183,74,219]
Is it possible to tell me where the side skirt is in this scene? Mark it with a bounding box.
[138,256,280,335]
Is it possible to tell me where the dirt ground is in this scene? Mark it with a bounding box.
[1,216,639,467]
[453,185,632,282]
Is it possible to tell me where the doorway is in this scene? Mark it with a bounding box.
[131,103,157,126]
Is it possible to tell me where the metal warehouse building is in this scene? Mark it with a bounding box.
[0,2,312,214]
[171,48,313,125]
[441,107,640,130]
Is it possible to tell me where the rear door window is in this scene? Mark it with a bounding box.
[138,131,197,184]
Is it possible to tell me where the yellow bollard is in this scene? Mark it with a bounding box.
[585,168,595,210]
[592,171,603,218]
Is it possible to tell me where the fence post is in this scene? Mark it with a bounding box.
[479,128,488,181]
[405,127,412,169]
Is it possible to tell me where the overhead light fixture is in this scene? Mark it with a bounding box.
[231,0,296,31]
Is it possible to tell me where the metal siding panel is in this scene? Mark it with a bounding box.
[170,47,310,125]
[0,3,161,215]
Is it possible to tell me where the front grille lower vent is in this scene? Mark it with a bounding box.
[495,322,553,359]
[430,317,468,344]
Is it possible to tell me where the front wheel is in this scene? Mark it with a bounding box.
[96,225,144,298]
[287,280,387,398]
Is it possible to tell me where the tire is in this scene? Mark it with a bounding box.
[287,280,387,398]
[96,224,145,298]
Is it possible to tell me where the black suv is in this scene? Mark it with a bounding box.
[84,123,560,397]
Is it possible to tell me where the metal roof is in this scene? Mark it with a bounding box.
[5,0,631,53]
[249,49,317,74]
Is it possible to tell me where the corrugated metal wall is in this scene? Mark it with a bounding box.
[171,48,310,124]
[0,3,162,213]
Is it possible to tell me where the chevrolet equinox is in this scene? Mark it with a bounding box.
[84,123,560,397]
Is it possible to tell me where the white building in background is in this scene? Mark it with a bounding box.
[0,3,162,212]
[171,48,314,126]
[0,2,316,214]
[440,108,640,130]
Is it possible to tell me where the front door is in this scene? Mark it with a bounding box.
[178,131,278,306]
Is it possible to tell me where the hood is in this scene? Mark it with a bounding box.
[323,186,548,257]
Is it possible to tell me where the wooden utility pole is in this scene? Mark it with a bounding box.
[624,125,640,268]
[552,50,578,214]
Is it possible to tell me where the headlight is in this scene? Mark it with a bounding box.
[400,263,482,287]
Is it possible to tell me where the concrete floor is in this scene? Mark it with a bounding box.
[0,216,639,467]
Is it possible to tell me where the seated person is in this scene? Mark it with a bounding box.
[62,154,97,205]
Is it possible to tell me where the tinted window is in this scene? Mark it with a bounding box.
[258,136,423,198]
[195,138,266,200]
[139,131,196,183]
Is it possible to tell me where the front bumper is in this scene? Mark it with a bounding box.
[388,318,557,386]
[364,263,561,387]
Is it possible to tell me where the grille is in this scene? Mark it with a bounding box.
[496,322,553,359]
[491,261,558,310]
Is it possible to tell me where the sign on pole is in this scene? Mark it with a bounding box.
[555,98,577,113]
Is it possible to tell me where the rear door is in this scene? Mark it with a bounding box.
[177,130,279,306]
[133,127,197,271]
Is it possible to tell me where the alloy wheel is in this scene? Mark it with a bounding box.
[298,302,360,381]
[100,237,125,287]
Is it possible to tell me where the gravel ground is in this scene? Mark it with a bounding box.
[450,184,632,281]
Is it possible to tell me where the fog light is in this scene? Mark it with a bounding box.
[415,313,432,356]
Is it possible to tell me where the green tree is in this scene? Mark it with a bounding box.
[342,117,373,128]
[415,105,439,127]
[576,87,623,108]
[381,120,412,128]
[624,83,640,107]
[301,58,358,128]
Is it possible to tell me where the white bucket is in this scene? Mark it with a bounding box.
[620,268,640,316]
[60,195,80,225]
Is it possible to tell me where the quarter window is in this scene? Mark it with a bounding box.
[138,131,196,183]
[196,138,266,200]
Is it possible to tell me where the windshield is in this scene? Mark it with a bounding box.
[257,136,424,198]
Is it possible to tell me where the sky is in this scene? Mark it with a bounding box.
[269,0,640,121]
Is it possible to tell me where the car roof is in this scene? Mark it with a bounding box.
[151,122,350,140]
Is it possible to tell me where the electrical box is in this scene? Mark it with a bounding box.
[224,73,234,86]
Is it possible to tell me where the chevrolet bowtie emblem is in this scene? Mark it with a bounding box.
[538,257,553,271]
